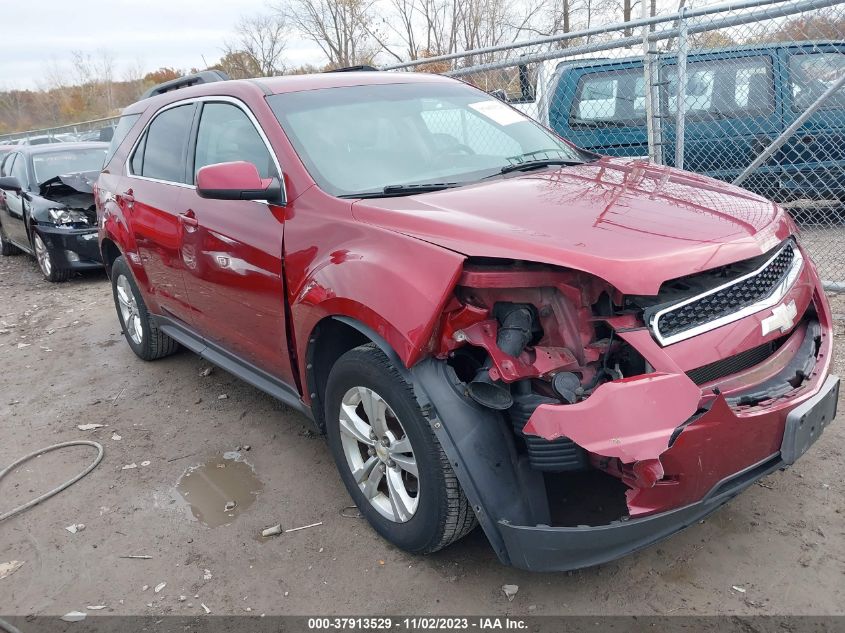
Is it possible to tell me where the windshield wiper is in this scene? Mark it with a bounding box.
[494,159,584,177]
[340,182,460,199]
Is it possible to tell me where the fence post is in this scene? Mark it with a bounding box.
[733,71,845,187]
[674,8,689,170]
[642,3,663,164]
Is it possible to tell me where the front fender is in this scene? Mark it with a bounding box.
[286,188,467,389]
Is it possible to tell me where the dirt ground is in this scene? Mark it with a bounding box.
[1,251,844,619]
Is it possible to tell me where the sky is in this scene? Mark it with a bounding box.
[0,0,325,90]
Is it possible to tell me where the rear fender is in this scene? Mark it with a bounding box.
[97,178,153,297]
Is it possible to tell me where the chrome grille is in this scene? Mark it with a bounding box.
[650,240,803,346]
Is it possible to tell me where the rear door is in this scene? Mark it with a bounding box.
[124,102,196,325]
[778,43,845,202]
[548,61,650,158]
[660,50,782,194]
[179,99,294,384]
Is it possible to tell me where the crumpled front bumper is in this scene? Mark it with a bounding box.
[504,374,838,571]
[37,224,102,269]
[411,253,837,571]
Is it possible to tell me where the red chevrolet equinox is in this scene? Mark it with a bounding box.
[96,70,838,571]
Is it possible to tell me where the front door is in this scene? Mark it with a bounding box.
[1,153,32,248]
[180,99,294,385]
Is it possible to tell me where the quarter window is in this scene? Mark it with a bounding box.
[105,113,140,166]
[131,104,194,183]
[194,102,276,181]
[0,153,15,178]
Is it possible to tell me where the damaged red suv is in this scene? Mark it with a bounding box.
[97,70,838,571]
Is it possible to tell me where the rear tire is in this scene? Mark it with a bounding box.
[325,344,476,554]
[111,255,179,361]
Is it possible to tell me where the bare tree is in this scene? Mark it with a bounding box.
[279,0,377,69]
[223,12,289,77]
[375,0,548,66]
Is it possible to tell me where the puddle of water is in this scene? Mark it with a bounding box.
[175,452,263,527]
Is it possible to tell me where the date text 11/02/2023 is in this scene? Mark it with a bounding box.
[306,617,529,630]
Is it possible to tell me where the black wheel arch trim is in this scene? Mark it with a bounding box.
[406,356,823,571]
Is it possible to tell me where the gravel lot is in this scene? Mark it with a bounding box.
[1,251,844,619]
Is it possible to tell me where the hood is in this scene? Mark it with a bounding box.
[352,157,793,295]
[39,170,99,197]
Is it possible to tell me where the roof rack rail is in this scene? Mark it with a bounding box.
[324,65,380,73]
[140,70,230,100]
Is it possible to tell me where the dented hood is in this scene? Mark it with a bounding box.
[39,170,99,197]
[352,157,794,295]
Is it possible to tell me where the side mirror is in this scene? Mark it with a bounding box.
[196,161,284,204]
[0,176,22,193]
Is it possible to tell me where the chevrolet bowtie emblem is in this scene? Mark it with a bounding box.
[761,300,797,336]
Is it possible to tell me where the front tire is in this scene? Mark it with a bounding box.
[325,344,476,554]
[32,230,69,282]
[111,255,179,361]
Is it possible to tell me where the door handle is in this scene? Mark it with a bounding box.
[179,210,198,228]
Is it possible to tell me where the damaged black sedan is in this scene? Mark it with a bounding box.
[0,142,107,281]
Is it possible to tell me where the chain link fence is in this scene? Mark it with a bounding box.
[2,0,842,287]
[385,0,845,289]
[0,116,119,145]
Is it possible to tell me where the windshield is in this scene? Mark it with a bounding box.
[32,148,107,184]
[268,82,584,197]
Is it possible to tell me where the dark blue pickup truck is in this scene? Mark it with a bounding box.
[516,42,845,203]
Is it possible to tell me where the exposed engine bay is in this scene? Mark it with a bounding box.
[39,171,98,227]
[428,242,824,529]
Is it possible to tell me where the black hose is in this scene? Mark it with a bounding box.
[0,617,23,633]
[468,304,535,410]
[495,306,533,356]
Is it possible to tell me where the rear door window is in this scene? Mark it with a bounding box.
[570,69,645,125]
[131,104,195,183]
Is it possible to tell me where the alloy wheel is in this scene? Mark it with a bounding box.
[33,233,51,276]
[339,386,419,523]
[116,274,143,345]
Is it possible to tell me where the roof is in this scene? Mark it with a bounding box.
[253,70,453,94]
[122,71,456,114]
[550,39,845,72]
[14,141,109,156]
